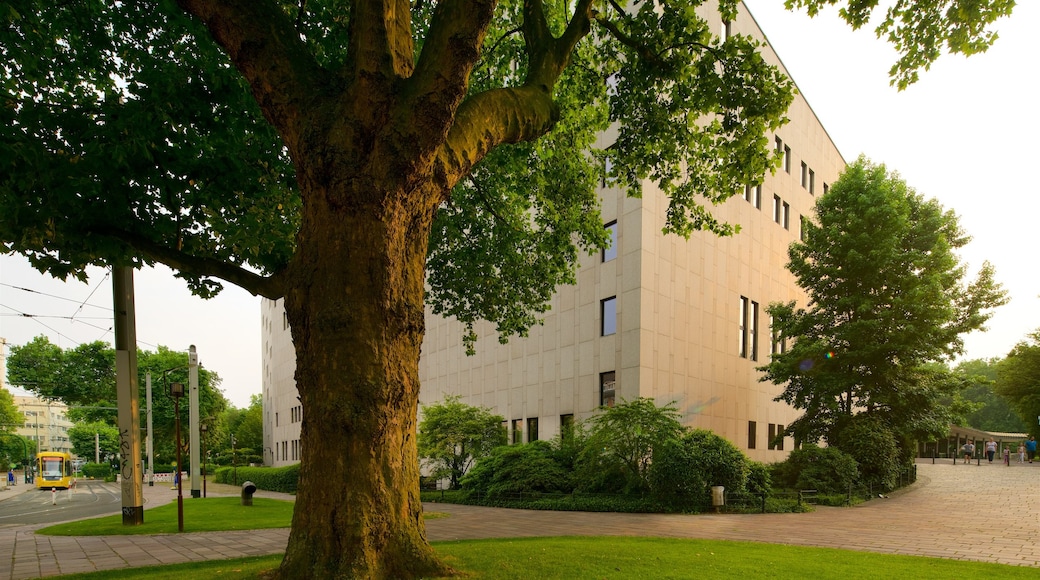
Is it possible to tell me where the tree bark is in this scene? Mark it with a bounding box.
[276,178,452,578]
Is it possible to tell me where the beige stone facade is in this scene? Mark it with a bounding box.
[261,2,846,465]
[12,395,75,455]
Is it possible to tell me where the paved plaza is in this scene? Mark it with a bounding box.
[1,459,1037,578]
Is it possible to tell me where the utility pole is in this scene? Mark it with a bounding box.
[113,267,144,525]
[189,345,200,498]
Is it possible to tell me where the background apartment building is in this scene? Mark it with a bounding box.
[262,2,845,465]
[12,395,74,455]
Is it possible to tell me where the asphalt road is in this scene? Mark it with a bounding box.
[0,481,124,526]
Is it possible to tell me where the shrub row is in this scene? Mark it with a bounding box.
[213,463,299,494]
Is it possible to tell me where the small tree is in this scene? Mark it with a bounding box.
[650,429,749,505]
[417,395,505,489]
[579,398,684,494]
[69,422,120,462]
[460,440,571,498]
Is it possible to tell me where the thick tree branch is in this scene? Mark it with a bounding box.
[90,226,287,299]
[174,0,330,148]
[435,85,558,196]
[406,0,497,159]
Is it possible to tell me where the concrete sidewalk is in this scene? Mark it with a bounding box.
[1,460,1038,579]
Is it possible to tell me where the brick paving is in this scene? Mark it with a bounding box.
[0,460,1037,578]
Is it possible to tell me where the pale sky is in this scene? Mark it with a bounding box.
[2,3,1037,408]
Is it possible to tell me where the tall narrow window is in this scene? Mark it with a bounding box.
[600,371,616,407]
[739,296,749,358]
[809,169,816,194]
[768,423,777,450]
[776,425,785,451]
[749,300,759,361]
[721,19,731,41]
[601,296,617,336]
[823,183,829,195]
[603,221,618,262]
[748,421,757,450]
[528,417,539,442]
[511,419,523,444]
[800,161,808,188]
[782,202,790,230]
[560,414,575,441]
[773,195,782,224]
[784,146,791,173]
[800,215,808,241]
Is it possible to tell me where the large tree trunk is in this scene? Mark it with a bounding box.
[276,176,452,578]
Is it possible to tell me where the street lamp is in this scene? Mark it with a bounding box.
[200,422,208,499]
[168,381,185,533]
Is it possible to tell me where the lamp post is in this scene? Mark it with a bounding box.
[169,381,185,533]
[200,423,208,498]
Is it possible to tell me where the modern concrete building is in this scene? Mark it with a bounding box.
[261,2,845,465]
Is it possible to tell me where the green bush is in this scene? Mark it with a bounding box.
[770,445,859,494]
[214,463,299,494]
[81,463,112,479]
[461,441,571,498]
[833,414,900,491]
[745,461,772,495]
[649,429,749,506]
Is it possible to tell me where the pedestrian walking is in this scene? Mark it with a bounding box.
[1018,443,1026,463]
[986,439,997,463]
[1027,437,1037,464]
[962,441,975,464]
[1003,446,1010,466]
[7,469,14,487]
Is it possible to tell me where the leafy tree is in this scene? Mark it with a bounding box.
[580,398,684,494]
[418,395,505,489]
[68,421,120,462]
[1,1,1016,576]
[762,157,1007,461]
[995,331,1040,437]
[0,387,22,433]
[770,444,859,494]
[951,358,1026,432]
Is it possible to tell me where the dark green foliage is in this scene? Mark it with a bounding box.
[214,464,299,494]
[579,398,684,494]
[81,462,112,479]
[831,414,900,491]
[770,445,859,495]
[995,331,1040,437]
[955,359,1028,432]
[745,461,772,496]
[649,429,749,505]
[460,441,571,499]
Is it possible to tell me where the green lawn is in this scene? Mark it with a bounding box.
[48,537,1037,579]
[37,497,295,535]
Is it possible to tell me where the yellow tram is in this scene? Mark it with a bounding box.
[35,451,73,490]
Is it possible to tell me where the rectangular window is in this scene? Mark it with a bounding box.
[749,300,759,362]
[782,202,790,230]
[528,417,539,442]
[823,183,829,195]
[600,371,616,407]
[773,195,782,224]
[768,423,776,450]
[721,19,731,41]
[744,184,753,203]
[776,425,785,451]
[775,136,783,154]
[275,412,279,427]
[601,296,617,336]
[800,162,808,188]
[809,169,816,194]
[784,146,791,173]
[603,221,618,262]
[560,414,574,441]
[739,296,749,358]
[748,421,757,450]
[511,419,523,445]
[800,215,808,241]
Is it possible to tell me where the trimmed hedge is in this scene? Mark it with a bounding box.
[213,463,299,494]
[82,463,112,479]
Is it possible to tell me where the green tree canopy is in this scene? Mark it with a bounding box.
[68,421,120,462]
[581,397,684,494]
[418,395,506,489]
[1,1,1018,576]
[995,330,1040,437]
[951,358,1027,433]
[761,157,1008,455]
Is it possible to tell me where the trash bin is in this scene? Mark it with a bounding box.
[711,486,725,512]
[241,481,257,506]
